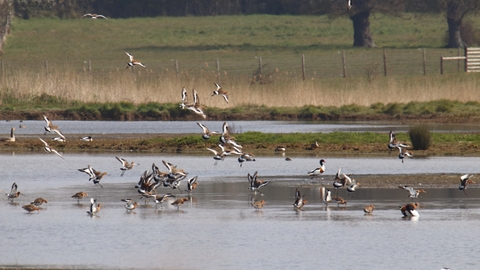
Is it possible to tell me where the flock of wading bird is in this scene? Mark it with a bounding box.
[2,84,476,219]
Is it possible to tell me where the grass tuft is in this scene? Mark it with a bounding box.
[409,125,431,150]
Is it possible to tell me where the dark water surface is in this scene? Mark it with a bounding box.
[1,152,479,269]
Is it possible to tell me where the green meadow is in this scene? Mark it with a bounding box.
[1,13,480,125]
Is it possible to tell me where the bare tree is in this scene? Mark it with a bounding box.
[332,0,405,48]
[444,0,480,48]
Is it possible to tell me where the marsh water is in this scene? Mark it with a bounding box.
[3,120,480,136]
[1,151,480,270]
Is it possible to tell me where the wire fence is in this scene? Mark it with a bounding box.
[0,48,469,82]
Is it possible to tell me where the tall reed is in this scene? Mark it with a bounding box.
[1,66,480,108]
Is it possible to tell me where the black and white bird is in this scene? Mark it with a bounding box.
[116,156,138,176]
[39,137,64,159]
[211,82,229,104]
[125,52,146,68]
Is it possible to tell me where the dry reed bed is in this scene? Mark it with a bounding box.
[1,67,480,107]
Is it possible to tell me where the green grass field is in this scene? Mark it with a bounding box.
[3,13,472,61]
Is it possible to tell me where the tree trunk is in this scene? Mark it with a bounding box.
[447,6,467,48]
[350,10,375,48]
[447,17,467,48]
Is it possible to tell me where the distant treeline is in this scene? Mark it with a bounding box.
[9,0,444,19]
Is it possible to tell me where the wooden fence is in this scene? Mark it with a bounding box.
[440,47,480,74]
[0,48,473,82]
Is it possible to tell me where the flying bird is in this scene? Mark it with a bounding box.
[43,115,66,140]
[248,171,270,192]
[125,52,146,68]
[82,13,108,19]
[78,165,107,188]
[116,156,138,176]
[211,82,229,104]
[397,146,413,163]
[398,186,426,201]
[39,137,64,159]
[197,122,219,140]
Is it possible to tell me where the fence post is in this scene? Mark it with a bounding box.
[383,49,387,76]
[259,57,263,76]
[440,57,444,75]
[423,49,426,75]
[175,59,179,77]
[216,58,220,82]
[45,60,48,74]
[302,54,305,81]
[342,51,346,78]
[458,47,461,72]
[88,60,92,73]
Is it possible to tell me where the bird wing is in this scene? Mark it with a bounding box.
[221,94,229,104]
[43,115,51,125]
[206,148,219,156]
[197,122,209,134]
[162,160,174,172]
[222,122,229,136]
[389,130,395,143]
[51,148,64,159]
[214,82,221,91]
[52,128,66,140]
[39,137,49,147]
[124,52,134,62]
[181,87,188,103]
[79,166,95,178]
[96,14,107,19]
[295,189,301,199]
[335,167,343,180]
[193,89,200,106]
[187,176,198,190]
[116,156,127,166]
[10,182,17,193]
[399,186,416,196]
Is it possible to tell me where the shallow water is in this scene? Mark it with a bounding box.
[1,152,479,269]
[3,120,480,136]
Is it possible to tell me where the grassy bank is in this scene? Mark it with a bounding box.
[2,96,480,122]
[3,131,480,157]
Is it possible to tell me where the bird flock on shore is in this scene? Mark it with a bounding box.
[2,94,475,219]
